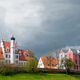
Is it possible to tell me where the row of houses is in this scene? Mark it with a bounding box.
[0,36,80,71]
[38,48,80,70]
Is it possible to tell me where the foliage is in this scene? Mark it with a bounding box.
[0,64,17,75]
[25,57,38,72]
[64,58,75,69]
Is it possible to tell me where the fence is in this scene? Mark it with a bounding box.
[37,68,80,74]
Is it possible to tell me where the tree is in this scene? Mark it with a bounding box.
[63,58,75,73]
[64,58,75,69]
[25,57,38,72]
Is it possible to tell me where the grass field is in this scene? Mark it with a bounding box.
[0,73,80,80]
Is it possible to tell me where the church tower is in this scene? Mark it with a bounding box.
[10,35,16,64]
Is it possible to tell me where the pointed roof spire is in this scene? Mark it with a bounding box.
[11,34,15,40]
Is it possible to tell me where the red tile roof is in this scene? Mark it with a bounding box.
[3,41,10,48]
[40,56,59,69]
[0,48,4,60]
[0,41,34,61]
[3,41,10,53]
[18,49,33,61]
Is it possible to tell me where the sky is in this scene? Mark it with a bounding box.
[0,0,80,58]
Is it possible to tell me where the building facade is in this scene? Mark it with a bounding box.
[59,48,80,70]
[0,36,34,66]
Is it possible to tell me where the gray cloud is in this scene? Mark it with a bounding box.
[0,0,80,58]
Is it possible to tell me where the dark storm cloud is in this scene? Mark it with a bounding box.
[0,0,80,58]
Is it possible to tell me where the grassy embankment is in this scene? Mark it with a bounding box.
[0,73,80,80]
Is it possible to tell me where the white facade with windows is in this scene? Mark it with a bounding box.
[0,36,32,66]
[59,50,67,69]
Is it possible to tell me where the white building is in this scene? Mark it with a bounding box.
[59,49,68,69]
[0,35,34,66]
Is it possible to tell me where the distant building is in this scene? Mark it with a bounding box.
[59,48,80,70]
[37,56,59,69]
[0,35,34,66]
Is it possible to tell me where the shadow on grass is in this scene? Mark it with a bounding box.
[69,74,80,80]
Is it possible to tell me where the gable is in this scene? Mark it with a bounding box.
[3,41,10,53]
[40,56,59,68]
[0,48,4,60]
[37,58,44,68]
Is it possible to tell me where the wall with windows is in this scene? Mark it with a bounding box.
[59,52,67,69]
[18,61,27,66]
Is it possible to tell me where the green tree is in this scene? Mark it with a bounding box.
[64,58,75,69]
[63,58,75,73]
[25,57,38,72]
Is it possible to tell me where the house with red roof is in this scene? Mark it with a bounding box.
[0,36,34,66]
[37,56,59,69]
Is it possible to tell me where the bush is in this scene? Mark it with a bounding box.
[0,64,17,75]
[24,57,38,72]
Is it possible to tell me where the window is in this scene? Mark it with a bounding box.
[5,48,9,53]
[52,64,56,66]
[48,62,51,66]
[16,55,18,59]
[6,54,10,58]
[6,60,10,64]
[9,55,10,58]
[6,54,8,58]
[19,62,23,66]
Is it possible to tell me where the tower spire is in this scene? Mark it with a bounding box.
[11,34,15,40]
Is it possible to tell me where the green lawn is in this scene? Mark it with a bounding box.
[0,73,80,80]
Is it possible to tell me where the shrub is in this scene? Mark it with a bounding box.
[24,57,38,72]
[0,64,17,75]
